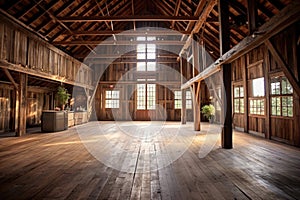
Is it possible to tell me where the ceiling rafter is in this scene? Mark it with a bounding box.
[26,0,61,27]
[35,0,75,32]
[43,0,90,38]
[58,15,199,22]
[16,0,43,19]
[53,40,186,46]
[171,0,182,29]
[267,0,285,10]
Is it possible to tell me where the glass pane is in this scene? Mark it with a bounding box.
[106,91,112,99]
[147,52,156,59]
[137,36,146,41]
[174,91,182,99]
[240,87,244,97]
[137,53,146,60]
[186,100,192,109]
[175,100,182,109]
[137,62,146,71]
[147,44,156,52]
[252,78,265,97]
[147,36,156,41]
[147,62,156,71]
[240,99,244,113]
[234,87,239,98]
[137,44,146,52]
[112,91,119,99]
[186,91,192,99]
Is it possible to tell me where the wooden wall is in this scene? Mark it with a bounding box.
[0,18,93,87]
[0,15,93,133]
[94,61,190,121]
[231,22,300,146]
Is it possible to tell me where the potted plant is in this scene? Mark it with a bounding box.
[201,104,215,123]
[55,86,70,110]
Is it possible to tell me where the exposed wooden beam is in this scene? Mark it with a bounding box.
[60,30,191,36]
[247,0,258,34]
[16,0,43,19]
[58,15,199,22]
[131,0,136,30]
[257,3,274,18]
[180,0,217,55]
[3,68,18,89]
[35,0,74,32]
[171,0,182,28]
[268,0,285,10]
[53,40,186,46]
[78,53,178,59]
[181,0,300,89]
[26,0,59,26]
[0,61,94,90]
[265,39,300,97]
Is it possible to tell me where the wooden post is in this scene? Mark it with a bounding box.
[247,0,258,34]
[243,55,249,133]
[16,73,27,136]
[181,53,187,124]
[192,35,199,77]
[218,0,232,149]
[263,45,271,139]
[192,82,201,131]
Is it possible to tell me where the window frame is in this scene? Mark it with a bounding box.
[105,90,120,109]
[249,77,265,116]
[233,85,244,114]
[270,76,293,117]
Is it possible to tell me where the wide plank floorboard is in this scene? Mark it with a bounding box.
[0,121,300,200]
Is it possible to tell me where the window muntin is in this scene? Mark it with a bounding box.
[174,91,182,109]
[137,84,146,110]
[147,84,156,110]
[186,91,192,109]
[250,77,265,115]
[105,90,119,108]
[136,36,156,71]
[250,99,265,115]
[233,86,244,113]
[137,82,156,110]
[271,76,293,117]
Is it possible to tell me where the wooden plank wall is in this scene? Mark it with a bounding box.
[231,22,300,146]
[95,61,188,121]
[0,84,12,132]
[0,20,92,86]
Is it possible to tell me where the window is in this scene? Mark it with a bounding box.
[174,90,193,109]
[136,36,156,71]
[174,91,182,109]
[137,81,156,110]
[105,90,119,108]
[250,77,265,115]
[271,76,293,117]
[233,86,244,113]
[186,91,192,109]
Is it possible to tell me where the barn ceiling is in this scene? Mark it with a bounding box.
[0,0,292,61]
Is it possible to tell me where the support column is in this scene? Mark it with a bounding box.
[192,82,201,131]
[16,73,27,136]
[247,0,258,34]
[218,0,232,149]
[180,53,187,124]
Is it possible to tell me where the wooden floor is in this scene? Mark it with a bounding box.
[0,121,300,200]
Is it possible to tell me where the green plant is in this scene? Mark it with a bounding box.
[201,104,215,121]
[55,86,70,110]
